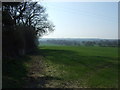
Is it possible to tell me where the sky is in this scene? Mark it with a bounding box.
[40,2,118,39]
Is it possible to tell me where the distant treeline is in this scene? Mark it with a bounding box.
[40,39,119,47]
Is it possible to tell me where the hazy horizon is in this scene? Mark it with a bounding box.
[40,37,118,40]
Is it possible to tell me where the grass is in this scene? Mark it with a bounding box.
[39,46,118,88]
[2,56,31,88]
[3,46,119,88]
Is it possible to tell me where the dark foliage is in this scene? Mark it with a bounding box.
[2,2,54,57]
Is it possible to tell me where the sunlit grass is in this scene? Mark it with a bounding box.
[40,46,118,88]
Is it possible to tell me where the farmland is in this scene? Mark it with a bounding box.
[3,45,118,88]
[38,46,118,88]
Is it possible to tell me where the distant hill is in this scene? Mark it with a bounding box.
[39,38,101,41]
[39,38,118,47]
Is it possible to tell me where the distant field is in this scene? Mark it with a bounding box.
[39,46,118,88]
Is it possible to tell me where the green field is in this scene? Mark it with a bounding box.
[3,46,119,88]
[39,46,118,88]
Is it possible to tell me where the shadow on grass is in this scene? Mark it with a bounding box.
[25,76,62,88]
[2,49,63,88]
[35,48,117,70]
[2,56,31,88]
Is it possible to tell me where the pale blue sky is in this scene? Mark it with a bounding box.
[41,2,118,39]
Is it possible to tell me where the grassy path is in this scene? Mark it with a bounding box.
[23,52,79,88]
[24,55,46,88]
